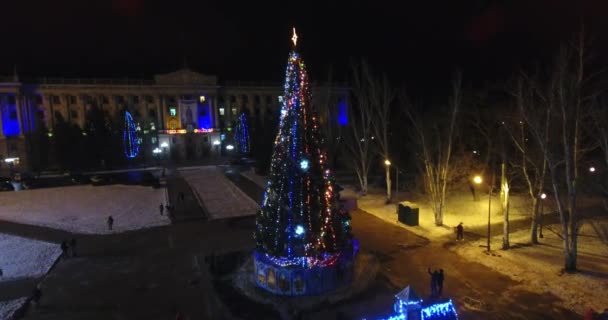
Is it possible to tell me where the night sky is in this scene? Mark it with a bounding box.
[1,0,607,92]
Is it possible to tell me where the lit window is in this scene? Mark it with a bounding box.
[170,108,176,116]
[278,96,284,103]
[219,108,225,116]
[199,95,206,103]
[231,107,237,115]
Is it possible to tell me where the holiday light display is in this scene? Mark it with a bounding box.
[367,299,459,320]
[123,111,140,158]
[234,113,250,154]
[253,28,355,296]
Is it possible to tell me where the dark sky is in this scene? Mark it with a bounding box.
[1,0,607,91]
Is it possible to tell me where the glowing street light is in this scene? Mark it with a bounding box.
[589,166,596,173]
[226,144,235,151]
[473,175,482,185]
[384,159,391,166]
[540,192,547,238]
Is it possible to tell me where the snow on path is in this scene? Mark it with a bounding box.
[180,166,259,220]
[240,168,267,189]
[0,185,169,234]
[454,224,608,315]
[0,297,28,320]
[0,234,61,282]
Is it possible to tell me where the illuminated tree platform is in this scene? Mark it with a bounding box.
[253,244,357,296]
[234,250,378,313]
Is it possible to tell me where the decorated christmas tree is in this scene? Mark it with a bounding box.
[253,29,354,295]
[234,113,250,154]
[123,110,140,158]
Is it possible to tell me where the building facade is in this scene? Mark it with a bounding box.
[0,69,348,170]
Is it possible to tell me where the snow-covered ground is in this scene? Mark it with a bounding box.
[0,297,28,320]
[357,187,608,316]
[357,188,534,240]
[240,168,267,189]
[180,166,259,220]
[0,233,61,282]
[455,220,608,315]
[0,185,169,234]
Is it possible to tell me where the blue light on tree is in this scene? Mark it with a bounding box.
[123,111,140,158]
[299,159,309,170]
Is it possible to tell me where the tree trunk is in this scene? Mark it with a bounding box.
[530,198,540,244]
[385,165,392,203]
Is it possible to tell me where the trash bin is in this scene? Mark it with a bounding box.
[398,205,419,226]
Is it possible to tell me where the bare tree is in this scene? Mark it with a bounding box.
[505,81,550,244]
[367,65,395,202]
[317,67,343,168]
[405,73,461,226]
[344,61,374,195]
[520,29,595,271]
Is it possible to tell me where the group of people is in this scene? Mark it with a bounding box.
[428,267,445,298]
[60,238,78,258]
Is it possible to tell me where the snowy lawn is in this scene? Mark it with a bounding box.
[180,166,259,220]
[240,168,267,189]
[0,185,169,234]
[454,220,608,315]
[0,233,61,281]
[0,297,28,320]
[357,188,534,241]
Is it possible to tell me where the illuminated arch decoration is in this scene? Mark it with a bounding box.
[234,113,250,154]
[123,111,140,158]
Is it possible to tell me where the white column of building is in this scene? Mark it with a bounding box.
[0,95,4,138]
[43,94,53,130]
[15,93,24,136]
[157,94,164,130]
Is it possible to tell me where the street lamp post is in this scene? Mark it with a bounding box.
[384,159,392,203]
[539,193,546,238]
[487,172,494,252]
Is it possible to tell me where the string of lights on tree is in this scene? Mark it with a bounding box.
[123,111,140,158]
[254,28,353,267]
[234,113,250,154]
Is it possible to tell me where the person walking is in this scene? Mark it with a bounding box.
[60,240,69,258]
[427,267,437,297]
[70,238,77,257]
[160,203,164,216]
[437,269,445,296]
[107,216,114,231]
[456,222,464,241]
